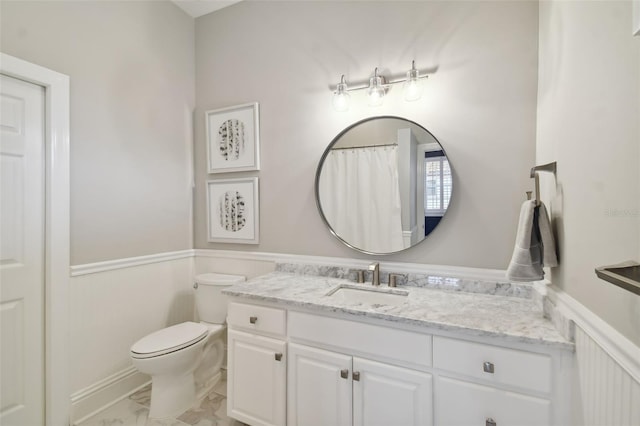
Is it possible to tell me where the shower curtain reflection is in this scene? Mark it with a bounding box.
[319,146,405,253]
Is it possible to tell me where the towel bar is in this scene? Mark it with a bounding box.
[530,161,557,178]
[529,161,557,206]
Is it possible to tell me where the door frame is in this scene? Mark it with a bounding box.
[1,52,70,425]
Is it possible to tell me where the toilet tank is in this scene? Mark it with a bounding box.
[194,273,245,323]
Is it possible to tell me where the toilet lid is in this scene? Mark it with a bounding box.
[131,322,208,359]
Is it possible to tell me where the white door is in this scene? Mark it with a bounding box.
[288,343,352,426]
[227,329,286,426]
[0,74,45,425]
[353,357,433,426]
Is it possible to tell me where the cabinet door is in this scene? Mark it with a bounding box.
[353,357,433,426]
[436,376,550,426]
[227,329,286,426]
[288,343,352,426]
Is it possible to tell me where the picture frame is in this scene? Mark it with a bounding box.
[206,102,260,173]
[206,177,259,244]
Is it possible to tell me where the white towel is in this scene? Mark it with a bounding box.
[506,200,558,282]
[537,202,558,268]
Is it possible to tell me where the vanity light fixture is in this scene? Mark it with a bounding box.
[331,61,429,111]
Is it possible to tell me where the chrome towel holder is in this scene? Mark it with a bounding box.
[527,161,557,206]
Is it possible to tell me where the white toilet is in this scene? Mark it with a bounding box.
[130,273,245,419]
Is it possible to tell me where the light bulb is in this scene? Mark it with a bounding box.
[367,71,385,107]
[332,76,350,112]
[403,62,423,101]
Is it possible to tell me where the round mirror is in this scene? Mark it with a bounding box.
[315,116,452,255]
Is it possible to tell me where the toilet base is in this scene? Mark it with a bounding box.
[148,372,196,419]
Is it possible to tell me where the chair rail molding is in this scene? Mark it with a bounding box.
[70,249,195,276]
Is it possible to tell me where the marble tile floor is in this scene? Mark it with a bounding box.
[77,377,247,426]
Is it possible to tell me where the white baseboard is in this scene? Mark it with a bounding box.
[70,366,150,424]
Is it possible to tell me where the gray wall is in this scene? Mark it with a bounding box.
[537,0,640,346]
[194,1,539,269]
[1,0,195,265]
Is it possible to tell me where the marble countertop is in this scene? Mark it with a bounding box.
[223,271,573,351]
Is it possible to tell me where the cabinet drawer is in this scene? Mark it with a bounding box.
[433,336,551,393]
[288,311,432,368]
[228,302,286,337]
[435,376,550,426]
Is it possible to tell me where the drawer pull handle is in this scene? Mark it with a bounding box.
[275,353,283,361]
[483,362,495,374]
[249,316,258,324]
[486,418,497,426]
[352,371,360,381]
[340,369,349,379]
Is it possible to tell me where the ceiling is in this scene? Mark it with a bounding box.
[171,0,243,18]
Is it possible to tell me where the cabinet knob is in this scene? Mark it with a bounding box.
[275,353,283,361]
[249,316,258,324]
[352,371,360,381]
[340,369,349,379]
[486,418,497,426]
[483,361,495,374]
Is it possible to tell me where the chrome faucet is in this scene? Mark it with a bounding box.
[369,262,380,286]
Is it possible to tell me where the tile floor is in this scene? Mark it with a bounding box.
[77,376,246,426]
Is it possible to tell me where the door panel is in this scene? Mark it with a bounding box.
[288,343,352,426]
[0,74,45,425]
[227,330,286,426]
[353,357,433,426]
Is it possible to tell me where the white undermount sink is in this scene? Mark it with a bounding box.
[327,285,409,306]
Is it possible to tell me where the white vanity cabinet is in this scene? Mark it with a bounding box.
[227,303,287,426]
[226,299,570,426]
[288,343,433,426]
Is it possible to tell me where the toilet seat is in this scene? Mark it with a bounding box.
[131,322,208,359]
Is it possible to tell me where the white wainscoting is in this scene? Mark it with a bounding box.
[69,249,640,425]
[546,286,640,425]
[574,327,640,425]
[69,251,194,424]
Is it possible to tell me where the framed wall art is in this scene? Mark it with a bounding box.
[206,177,259,244]
[206,102,260,173]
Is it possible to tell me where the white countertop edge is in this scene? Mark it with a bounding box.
[223,287,574,352]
